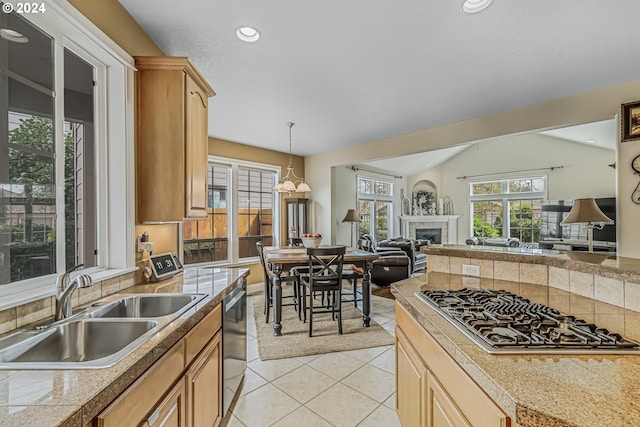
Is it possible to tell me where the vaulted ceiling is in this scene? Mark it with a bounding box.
[120,0,639,157]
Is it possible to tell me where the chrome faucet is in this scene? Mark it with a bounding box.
[54,264,94,321]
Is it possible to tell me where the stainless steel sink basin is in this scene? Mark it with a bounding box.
[89,294,202,319]
[0,293,207,369]
[0,319,157,368]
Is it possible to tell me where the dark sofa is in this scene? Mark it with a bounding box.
[377,237,429,273]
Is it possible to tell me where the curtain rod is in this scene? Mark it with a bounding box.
[456,165,564,180]
[350,165,403,179]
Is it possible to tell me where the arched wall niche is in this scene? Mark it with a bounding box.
[412,179,438,215]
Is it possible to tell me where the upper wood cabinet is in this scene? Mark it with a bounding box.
[135,56,215,223]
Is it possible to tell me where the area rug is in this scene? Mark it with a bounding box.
[252,296,395,361]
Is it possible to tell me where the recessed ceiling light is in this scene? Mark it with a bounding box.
[587,139,596,144]
[462,0,493,14]
[0,28,28,43]
[236,26,260,43]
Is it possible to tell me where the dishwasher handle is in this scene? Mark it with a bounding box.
[225,286,246,312]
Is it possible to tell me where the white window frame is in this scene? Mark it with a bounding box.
[0,0,136,310]
[468,174,547,240]
[356,174,394,239]
[178,155,280,267]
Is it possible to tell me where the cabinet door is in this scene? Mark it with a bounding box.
[396,328,427,427]
[427,371,471,427]
[140,378,187,427]
[186,330,222,427]
[185,74,209,218]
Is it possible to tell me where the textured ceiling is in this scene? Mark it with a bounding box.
[120,0,639,157]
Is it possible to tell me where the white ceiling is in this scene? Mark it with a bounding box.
[119,0,639,157]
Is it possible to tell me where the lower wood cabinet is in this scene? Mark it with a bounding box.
[395,303,510,427]
[186,330,222,427]
[144,378,187,427]
[396,328,427,427]
[94,304,222,427]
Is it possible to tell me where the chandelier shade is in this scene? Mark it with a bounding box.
[274,122,311,196]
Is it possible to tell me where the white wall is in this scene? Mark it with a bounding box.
[304,78,640,258]
[332,165,405,245]
[408,134,616,242]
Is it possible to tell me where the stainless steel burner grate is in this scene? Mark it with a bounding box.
[415,288,640,354]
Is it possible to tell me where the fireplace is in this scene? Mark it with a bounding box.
[416,228,442,244]
[399,215,460,244]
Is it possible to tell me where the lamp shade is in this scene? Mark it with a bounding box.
[560,198,614,225]
[342,209,360,223]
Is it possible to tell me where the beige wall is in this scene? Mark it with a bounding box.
[67,0,164,56]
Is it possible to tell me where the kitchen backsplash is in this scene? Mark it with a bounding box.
[0,271,136,335]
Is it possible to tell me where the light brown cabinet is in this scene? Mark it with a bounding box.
[396,328,427,427]
[143,378,187,427]
[186,330,222,427]
[395,303,510,427]
[135,56,215,223]
[94,304,222,427]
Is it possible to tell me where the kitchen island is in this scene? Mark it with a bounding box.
[392,266,640,426]
[0,267,249,427]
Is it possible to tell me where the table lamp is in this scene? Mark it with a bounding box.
[342,209,360,247]
[560,198,614,252]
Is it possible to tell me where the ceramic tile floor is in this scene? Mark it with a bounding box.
[224,295,401,427]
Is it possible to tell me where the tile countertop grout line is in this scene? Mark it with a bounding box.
[0,268,249,427]
[391,274,640,427]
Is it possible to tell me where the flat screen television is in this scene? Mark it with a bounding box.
[540,197,616,245]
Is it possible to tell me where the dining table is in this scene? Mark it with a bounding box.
[263,245,380,336]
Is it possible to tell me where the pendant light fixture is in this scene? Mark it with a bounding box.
[273,122,311,195]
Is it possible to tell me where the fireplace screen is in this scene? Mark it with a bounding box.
[417,228,442,244]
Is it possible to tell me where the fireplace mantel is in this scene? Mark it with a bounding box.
[399,215,460,244]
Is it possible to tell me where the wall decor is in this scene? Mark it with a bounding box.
[621,100,640,143]
[414,190,435,215]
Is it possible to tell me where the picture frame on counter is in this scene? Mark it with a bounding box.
[621,100,640,142]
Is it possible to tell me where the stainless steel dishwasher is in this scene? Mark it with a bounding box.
[222,278,247,416]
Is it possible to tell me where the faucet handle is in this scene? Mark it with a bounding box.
[76,274,93,289]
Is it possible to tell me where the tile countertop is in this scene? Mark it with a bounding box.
[391,272,640,427]
[0,266,249,427]
[422,244,640,281]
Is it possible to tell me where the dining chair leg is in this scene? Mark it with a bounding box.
[308,287,314,337]
[302,286,308,322]
[352,277,359,307]
[337,288,343,335]
[265,282,271,324]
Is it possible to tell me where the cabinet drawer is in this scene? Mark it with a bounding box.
[185,303,222,366]
[95,340,185,427]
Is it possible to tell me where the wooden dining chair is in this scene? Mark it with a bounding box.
[256,241,299,323]
[299,245,346,336]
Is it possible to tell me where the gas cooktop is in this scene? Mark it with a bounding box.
[415,288,640,354]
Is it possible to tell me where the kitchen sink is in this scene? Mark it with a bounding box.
[0,319,158,368]
[89,294,203,319]
[0,293,207,369]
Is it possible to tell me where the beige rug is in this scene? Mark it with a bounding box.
[253,295,395,361]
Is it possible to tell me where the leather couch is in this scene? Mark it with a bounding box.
[465,237,521,247]
[370,250,411,287]
[377,237,429,273]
